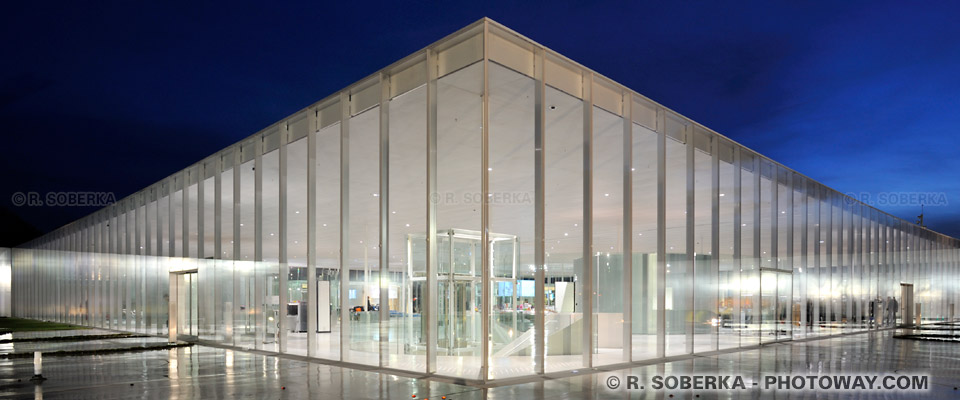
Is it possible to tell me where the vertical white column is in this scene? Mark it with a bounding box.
[214,155,222,340]
[655,108,666,358]
[786,171,794,336]
[156,184,164,335]
[425,47,439,374]
[685,122,695,353]
[711,133,721,348]
[753,156,762,336]
[136,192,143,332]
[339,91,351,361]
[279,120,289,353]
[232,147,241,346]
[127,197,135,331]
[254,135,264,349]
[198,165,206,337]
[146,189,154,333]
[378,72,390,367]
[533,47,546,374]
[622,92,634,362]
[480,20,492,380]
[581,71,594,368]
[307,108,318,357]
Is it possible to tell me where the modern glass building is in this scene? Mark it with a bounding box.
[9,18,960,383]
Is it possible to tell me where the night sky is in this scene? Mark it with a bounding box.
[2,1,959,246]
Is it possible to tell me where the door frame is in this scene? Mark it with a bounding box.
[168,269,199,343]
[760,269,793,342]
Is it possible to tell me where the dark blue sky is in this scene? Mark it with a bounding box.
[2,1,959,245]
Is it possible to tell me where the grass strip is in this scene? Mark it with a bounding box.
[0,343,193,359]
[0,333,149,344]
[0,318,89,332]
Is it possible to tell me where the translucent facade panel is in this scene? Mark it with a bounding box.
[775,167,791,341]
[831,193,842,332]
[387,85,426,372]
[739,153,760,346]
[90,216,101,328]
[792,175,806,338]
[173,178,184,259]
[758,160,777,344]
[145,195,158,335]
[840,199,850,331]
[631,122,658,359]
[870,209,880,327]
[130,200,143,332]
[663,121,688,356]
[759,161,772,272]
[692,132,715,353]
[853,202,862,326]
[118,203,129,329]
[0,248,8,317]
[717,142,738,350]
[592,103,624,366]
[345,104,380,366]
[262,132,281,352]
[200,167,216,340]
[284,135,308,356]
[436,62,482,378]
[133,199,143,333]
[156,183,169,336]
[543,84,584,373]
[219,152,235,344]
[816,189,828,332]
[187,169,199,264]
[488,63,536,377]
[235,142,257,348]
[315,121,341,361]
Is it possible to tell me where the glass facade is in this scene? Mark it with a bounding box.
[7,19,960,383]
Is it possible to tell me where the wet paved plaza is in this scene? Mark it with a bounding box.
[0,327,957,399]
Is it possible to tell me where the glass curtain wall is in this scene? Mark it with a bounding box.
[435,60,483,378]
[663,113,689,356]
[543,79,584,374]
[315,117,340,361]
[717,140,738,350]
[219,149,234,344]
[488,62,536,377]
[592,80,625,367]
[631,99,659,360]
[386,83,426,372]
[740,152,760,346]
[283,113,309,356]
[9,19,960,384]
[345,95,380,366]
[692,128,716,353]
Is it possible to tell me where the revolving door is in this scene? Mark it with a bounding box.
[407,229,518,356]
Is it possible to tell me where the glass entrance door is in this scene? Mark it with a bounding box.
[760,270,792,342]
[177,272,199,340]
[438,278,481,355]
